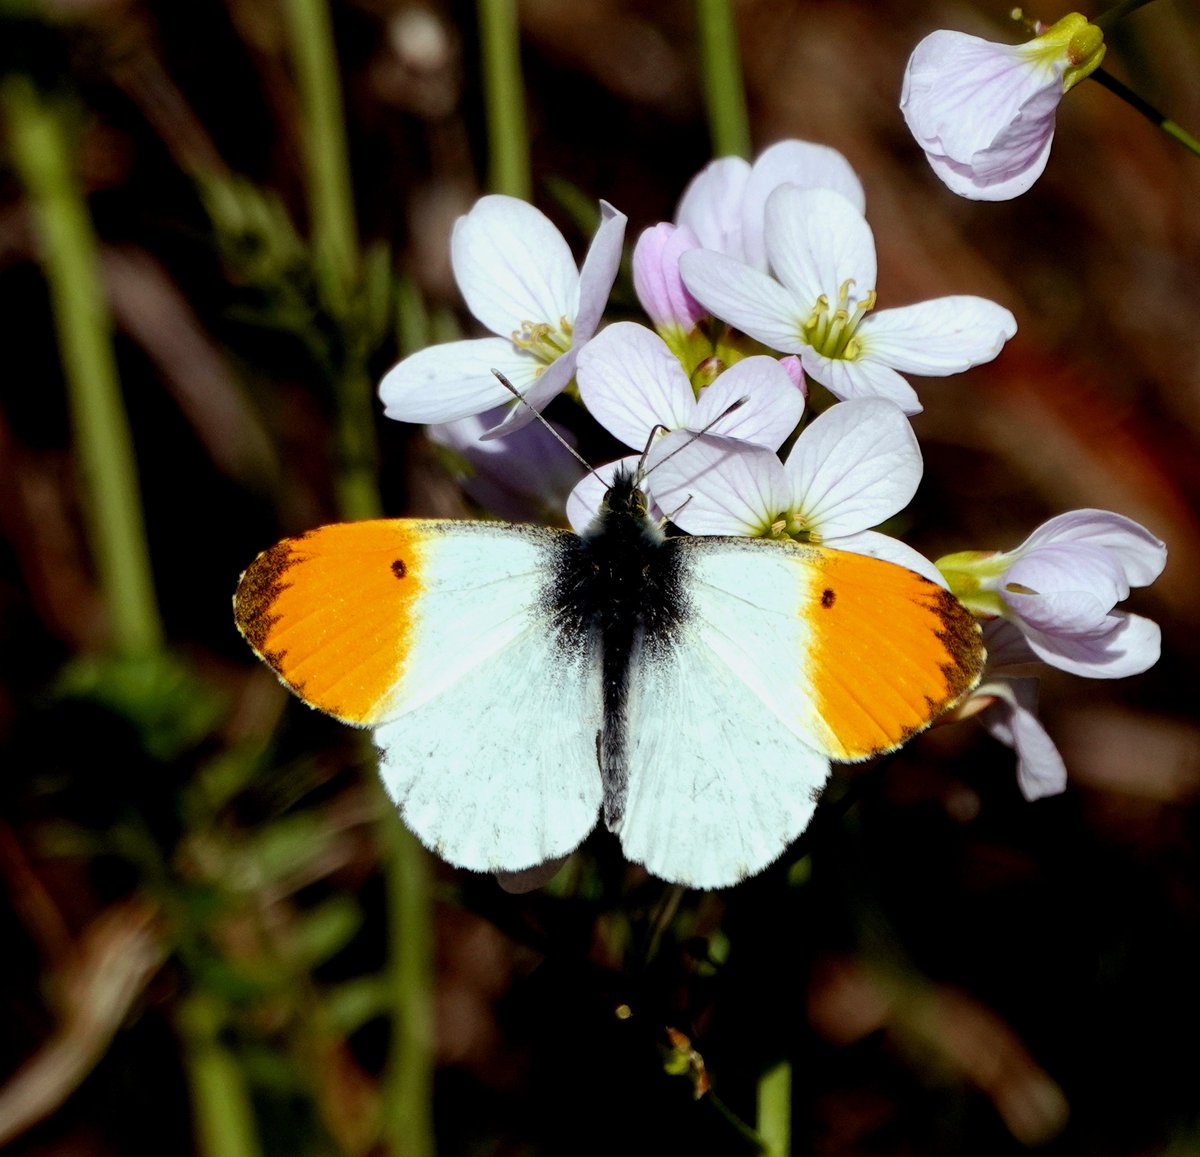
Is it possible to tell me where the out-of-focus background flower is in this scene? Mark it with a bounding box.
[1,1,1198,1154]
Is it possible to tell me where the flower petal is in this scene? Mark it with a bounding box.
[675,156,752,259]
[577,322,695,449]
[644,433,790,536]
[379,337,539,424]
[1003,543,1129,618]
[451,195,579,336]
[823,529,946,586]
[740,140,866,270]
[858,298,1016,375]
[692,356,805,450]
[1021,611,1162,679]
[1017,509,1167,588]
[678,250,804,352]
[481,349,580,439]
[763,186,877,305]
[802,351,923,413]
[572,200,627,342]
[784,399,922,538]
[976,677,1068,800]
[632,222,707,333]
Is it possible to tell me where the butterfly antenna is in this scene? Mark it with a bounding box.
[491,369,605,486]
[639,395,749,480]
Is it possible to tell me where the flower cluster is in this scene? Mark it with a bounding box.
[378,138,1165,802]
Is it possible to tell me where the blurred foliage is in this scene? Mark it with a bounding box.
[2,1,1200,1156]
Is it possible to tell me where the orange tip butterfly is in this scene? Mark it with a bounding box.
[233,467,984,889]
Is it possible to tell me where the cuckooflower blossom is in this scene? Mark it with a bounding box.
[937,509,1166,678]
[677,139,865,271]
[973,674,1068,801]
[565,322,804,531]
[900,14,1106,201]
[379,194,626,437]
[643,398,941,581]
[679,185,1017,413]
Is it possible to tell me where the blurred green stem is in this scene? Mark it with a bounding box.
[478,0,531,198]
[178,994,264,1157]
[284,7,436,1156]
[1090,69,1200,158]
[696,0,751,159]
[2,79,163,657]
[757,1061,791,1157]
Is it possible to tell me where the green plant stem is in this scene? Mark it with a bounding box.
[177,993,265,1157]
[478,0,531,198]
[284,7,436,1155]
[695,0,751,159]
[1093,0,1160,31]
[286,0,358,312]
[3,79,163,657]
[757,1061,791,1157]
[1090,68,1200,158]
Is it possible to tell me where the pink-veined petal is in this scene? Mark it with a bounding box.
[740,140,866,271]
[1017,509,1167,588]
[823,530,946,586]
[481,348,580,439]
[577,322,695,449]
[379,337,540,424]
[572,200,627,341]
[678,250,804,352]
[675,156,752,259]
[1004,543,1129,615]
[923,135,1054,201]
[763,186,877,305]
[1021,611,1162,679]
[644,433,790,536]
[976,677,1068,800]
[783,398,922,537]
[692,356,805,450]
[858,298,1016,375]
[802,350,923,412]
[451,196,579,336]
[632,222,707,333]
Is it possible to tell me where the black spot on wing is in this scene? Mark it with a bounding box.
[821,588,836,608]
[391,558,407,579]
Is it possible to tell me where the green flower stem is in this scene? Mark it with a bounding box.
[478,0,531,198]
[695,0,752,159]
[286,0,359,312]
[3,79,163,657]
[284,6,436,1155]
[1093,0,1160,31]
[1090,68,1200,159]
[757,1061,791,1157]
[177,993,264,1157]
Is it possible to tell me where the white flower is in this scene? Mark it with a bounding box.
[379,195,626,437]
[900,14,1106,201]
[643,398,941,581]
[679,185,1016,414]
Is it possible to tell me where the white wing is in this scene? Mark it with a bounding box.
[372,523,603,874]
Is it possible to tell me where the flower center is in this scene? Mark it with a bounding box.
[764,512,812,542]
[512,316,573,366]
[800,280,876,361]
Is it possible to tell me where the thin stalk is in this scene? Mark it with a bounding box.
[695,0,752,159]
[757,1061,792,1157]
[3,80,163,657]
[1090,69,1200,158]
[177,993,264,1157]
[477,0,531,198]
[283,7,436,1156]
[1093,0,1160,31]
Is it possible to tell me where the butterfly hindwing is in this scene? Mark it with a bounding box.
[235,519,604,872]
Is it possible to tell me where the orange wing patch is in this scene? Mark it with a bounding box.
[234,520,427,725]
[806,550,984,760]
